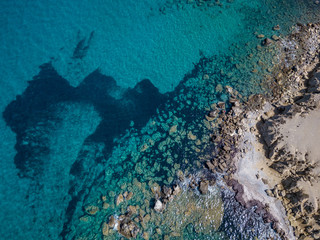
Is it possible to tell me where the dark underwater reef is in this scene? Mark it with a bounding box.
[2,54,211,238]
[3,63,167,180]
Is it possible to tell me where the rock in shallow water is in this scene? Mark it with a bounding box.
[199,180,209,194]
[118,217,140,239]
[161,185,224,235]
[154,199,164,212]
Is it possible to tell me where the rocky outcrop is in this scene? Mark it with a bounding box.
[203,22,320,239]
[118,216,140,239]
[257,83,320,239]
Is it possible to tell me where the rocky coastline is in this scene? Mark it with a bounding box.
[204,22,320,239]
[87,22,320,240]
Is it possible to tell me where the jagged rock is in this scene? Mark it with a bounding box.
[261,178,268,184]
[286,191,309,205]
[116,193,124,206]
[262,38,273,46]
[205,115,215,121]
[266,189,273,197]
[272,35,280,41]
[118,218,140,239]
[127,205,137,215]
[126,192,134,201]
[162,186,172,199]
[217,101,225,109]
[108,215,116,228]
[225,85,234,94]
[172,185,181,196]
[199,181,209,194]
[206,160,215,171]
[281,177,298,190]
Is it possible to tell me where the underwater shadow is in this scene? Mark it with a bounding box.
[3,62,167,179]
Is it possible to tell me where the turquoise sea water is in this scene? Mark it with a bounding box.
[0,0,319,239]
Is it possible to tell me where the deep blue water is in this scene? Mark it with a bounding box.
[0,0,319,239]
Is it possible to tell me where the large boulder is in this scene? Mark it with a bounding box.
[118,217,140,239]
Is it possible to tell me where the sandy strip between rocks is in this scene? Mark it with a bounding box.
[233,103,296,239]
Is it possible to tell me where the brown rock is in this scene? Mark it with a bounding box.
[202,74,210,80]
[225,85,233,94]
[162,186,172,198]
[79,215,90,222]
[199,181,209,194]
[101,195,107,202]
[266,189,274,197]
[126,192,134,201]
[217,101,225,109]
[102,222,109,236]
[171,232,181,237]
[187,131,197,140]
[143,214,151,224]
[142,232,149,240]
[216,84,223,93]
[206,161,215,171]
[262,178,269,185]
[172,185,181,196]
[116,194,124,206]
[119,218,140,239]
[127,205,137,215]
[108,215,116,228]
[169,125,178,135]
[205,115,215,121]
[103,202,110,210]
[84,205,99,215]
[262,38,273,46]
[273,25,280,31]
[123,191,128,199]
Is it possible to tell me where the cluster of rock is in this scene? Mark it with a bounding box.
[205,87,243,177]
[151,174,223,238]
[153,184,182,212]
[100,174,221,239]
[102,202,150,239]
[202,22,320,239]
[257,23,320,240]
[153,174,216,213]
[258,70,320,239]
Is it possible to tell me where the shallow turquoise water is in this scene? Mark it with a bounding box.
[0,0,319,239]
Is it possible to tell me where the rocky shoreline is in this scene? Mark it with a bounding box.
[204,23,320,239]
[87,23,320,240]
